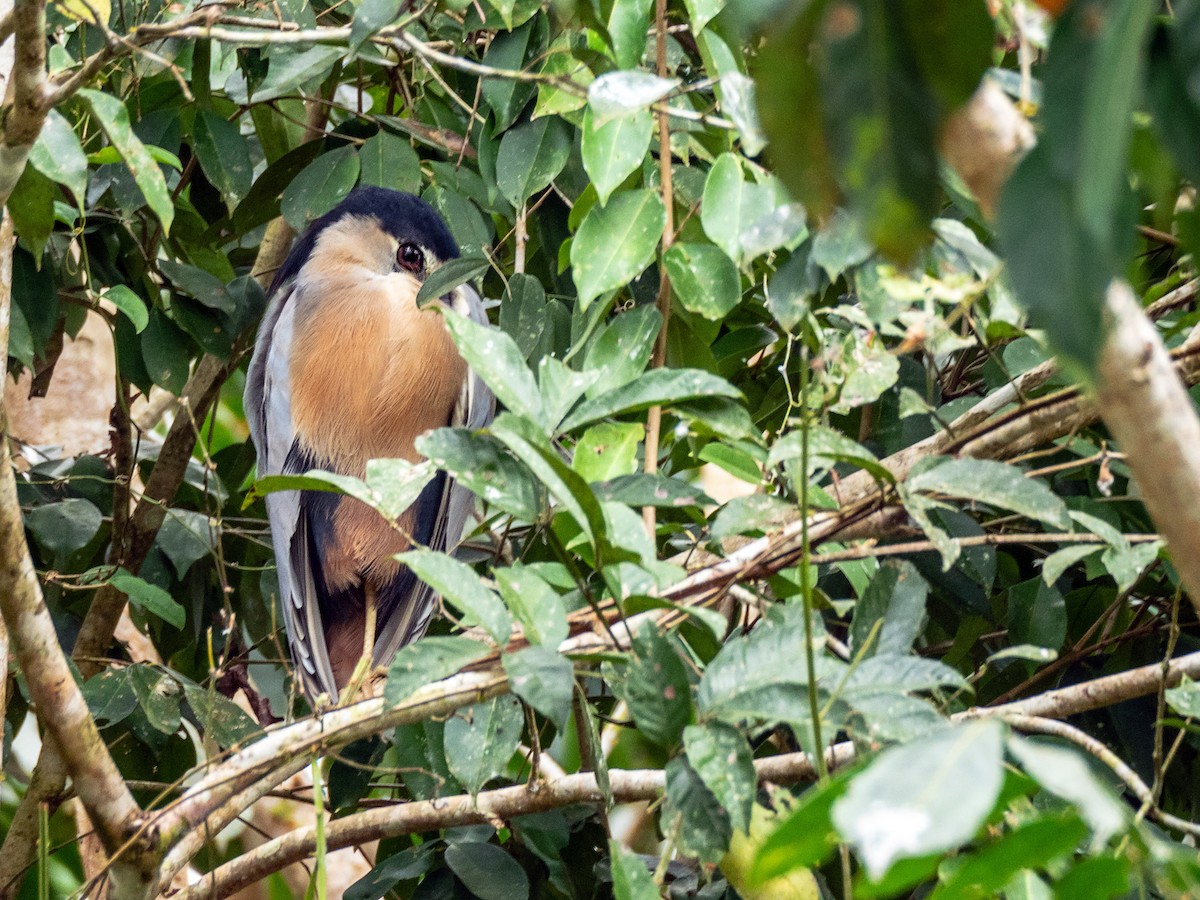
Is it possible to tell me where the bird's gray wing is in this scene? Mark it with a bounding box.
[246,280,339,701]
[372,284,497,667]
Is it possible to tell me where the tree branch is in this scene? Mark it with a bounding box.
[0,215,150,888]
[1094,281,1200,619]
[175,747,854,900]
[0,0,48,206]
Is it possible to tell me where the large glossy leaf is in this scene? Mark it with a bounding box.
[571,189,665,309]
[663,242,742,320]
[78,90,174,233]
[684,722,755,833]
[444,695,524,794]
[559,367,742,433]
[385,637,492,706]
[28,109,88,206]
[442,308,544,423]
[581,107,652,205]
[398,550,512,644]
[497,116,572,207]
[503,645,572,729]
[849,560,928,658]
[832,720,1005,879]
[905,458,1070,530]
[280,145,360,231]
[612,623,692,749]
[192,110,253,204]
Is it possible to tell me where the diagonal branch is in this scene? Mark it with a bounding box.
[0,214,149,886]
[0,0,49,205]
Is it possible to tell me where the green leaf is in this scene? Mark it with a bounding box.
[1007,578,1067,651]
[497,116,572,207]
[930,813,1088,900]
[443,841,530,900]
[905,458,1070,530]
[711,495,794,540]
[720,72,766,155]
[606,0,652,68]
[249,460,434,522]
[110,570,185,628]
[538,356,596,430]
[684,722,755,833]
[700,154,772,265]
[582,304,661,398]
[156,510,216,578]
[280,145,360,231]
[417,428,543,522]
[1007,736,1126,847]
[83,667,138,727]
[573,421,643,483]
[192,110,252,203]
[559,367,742,433]
[1165,675,1200,718]
[494,565,568,647]
[77,90,174,234]
[8,166,55,262]
[357,129,422,195]
[503,645,573,729]
[103,285,149,333]
[158,259,234,315]
[665,756,732,864]
[482,19,545,130]
[384,636,492,706]
[683,0,723,34]
[581,107,653,206]
[398,550,511,644]
[500,274,549,360]
[751,765,857,881]
[811,208,874,281]
[849,560,928,659]
[180,680,261,748]
[612,623,692,748]
[345,845,436,900]
[768,423,893,486]
[28,109,88,206]
[444,695,524,794]
[350,0,404,55]
[832,720,1005,879]
[571,188,665,309]
[594,473,711,508]
[441,307,544,422]
[26,498,103,559]
[129,665,183,735]
[492,413,607,546]
[253,45,344,102]
[840,655,965,698]
[415,256,489,308]
[608,841,658,899]
[588,71,679,121]
[663,242,742,320]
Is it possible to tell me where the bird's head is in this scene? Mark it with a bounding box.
[270,186,462,299]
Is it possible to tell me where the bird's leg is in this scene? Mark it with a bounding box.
[339,582,377,705]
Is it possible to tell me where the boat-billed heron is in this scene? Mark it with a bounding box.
[244,186,494,702]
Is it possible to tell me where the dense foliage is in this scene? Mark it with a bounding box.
[3,0,1200,897]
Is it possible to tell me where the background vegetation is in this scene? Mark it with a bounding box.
[1,0,1200,897]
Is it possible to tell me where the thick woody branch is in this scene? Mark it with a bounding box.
[1093,281,1200,619]
[0,216,149,886]
[0,223,296,897]
[176,747,858,900]
[0,0,48,205]
[177,648,1200,898]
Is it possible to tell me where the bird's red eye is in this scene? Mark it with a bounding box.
[397,242,424,275]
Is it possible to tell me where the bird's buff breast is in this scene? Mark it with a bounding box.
[287,273,467,474]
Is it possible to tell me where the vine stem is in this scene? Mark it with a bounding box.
[642,0,676,537]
